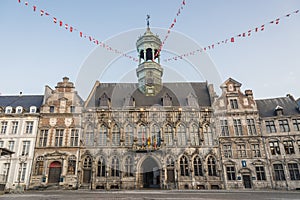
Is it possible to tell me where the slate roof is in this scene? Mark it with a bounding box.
[256,96,300,117]
[0,95,44,111]
[87,82,212,108]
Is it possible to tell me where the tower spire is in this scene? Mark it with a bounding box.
[146,15,150,29]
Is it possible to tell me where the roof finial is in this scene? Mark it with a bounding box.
[146,15,150,29]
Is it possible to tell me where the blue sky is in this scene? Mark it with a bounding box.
[0,0,299,100]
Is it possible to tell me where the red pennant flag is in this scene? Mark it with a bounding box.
[170,23,174,28]
[33,5,36,11]
[242,33,246,37]
[275,19,280,24]
[18,0,21,3]
[261,25,265,31]
[40,10,44,16]
[183,0,186,5]
[89,36,92,41]
[25,2,28,6]
[255,27,258,32]
[80,32,83,37]
[204,47,206,51]
[53,17,57,23]
[65,24,68,29]
[230,37,235,42]
[70,27,73,32]
[174,18,177,23]
[45,13,50,16]
[59,21,63,26]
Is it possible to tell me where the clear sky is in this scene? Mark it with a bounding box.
[0,0,299,100]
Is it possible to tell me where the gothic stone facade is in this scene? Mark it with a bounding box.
[78,81,223,190]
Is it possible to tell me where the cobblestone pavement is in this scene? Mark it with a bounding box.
[1,190,300,200]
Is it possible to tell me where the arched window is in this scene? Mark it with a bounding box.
[180,155,189,176]
[194,156,203,176]
[203,125,213,146]
[99,124,107,146]
[164,124,173,146]
[83,156,92,169]
[35,156,44,175]
[97,157,106,177]
[67,155,76,175]
[112,125,120,146]
[151,124,161,147]
[138,124,146,146]
[207,156,217,176]
[125,125,134,146]
[111,157,119,177]
[166,156,175,167]
[190,124,200,146]
[177,124,186,146]
[146,48,153,61]
[124,156,134,177]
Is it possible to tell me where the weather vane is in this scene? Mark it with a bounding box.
[146,15,150,28]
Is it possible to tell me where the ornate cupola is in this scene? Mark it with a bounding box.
[136,15,163,96]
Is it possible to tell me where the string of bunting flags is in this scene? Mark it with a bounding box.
[155,0,186,58]
[17,0,139,62]
[163,9,299,63]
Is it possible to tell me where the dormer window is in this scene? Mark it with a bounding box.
[99,93,110,107]
[162,93,172,107]
[5,106,12,114]
[275,105,283,116]
[16,106,23,114]
[70,106,75,113]
[50,106,55,113]
[30,106,37,113]
[230,99,238,109]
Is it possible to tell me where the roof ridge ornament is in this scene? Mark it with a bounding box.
[146,14,150,29]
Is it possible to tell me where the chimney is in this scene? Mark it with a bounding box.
[245,90,253,99]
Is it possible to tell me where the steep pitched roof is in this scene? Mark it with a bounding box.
[256,96,300,117]
[0,95,44,111]
[86,82,212,108]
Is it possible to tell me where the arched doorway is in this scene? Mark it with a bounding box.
[140,157,160,189]
[48,161,62,184]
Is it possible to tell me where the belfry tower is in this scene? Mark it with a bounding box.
[136,16,163,96]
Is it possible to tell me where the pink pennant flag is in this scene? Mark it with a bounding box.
[230,37,235,42]
[174,18,177,23]
[182,0,186,5]
[89,36,92,41]
[18,0,21,3]
[45,13,50,16]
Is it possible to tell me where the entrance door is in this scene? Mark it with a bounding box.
[83,169,91,183]
[243,175,252,188]
[141,157,160,189]
[48,161,62,184]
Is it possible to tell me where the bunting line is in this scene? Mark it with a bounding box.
[155,0,186,58]
[164,9,299,62]
[17,0,138,62]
